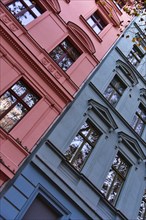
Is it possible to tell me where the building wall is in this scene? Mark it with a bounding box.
[0,16,145,219]
[0,0,131,186]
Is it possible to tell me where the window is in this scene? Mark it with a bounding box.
[49,38,81,71]
[134,33,146,54]
[0,79,40,132]
[127,44,145,67]
[103,75,126,107]
[137,191,146,220]
[7,0,45,26]
[101,153,129,205]
[131,104,146,136]
[87,11,107,35]
[64,120,101,171]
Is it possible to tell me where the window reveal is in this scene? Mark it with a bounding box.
[0,80,40,132]
[7,0,45,26]
[49,38,81,71]
[101,153,129,205]
[103,75,126,107]
[64,120,101,171]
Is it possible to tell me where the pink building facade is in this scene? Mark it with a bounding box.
[0,0,131,187]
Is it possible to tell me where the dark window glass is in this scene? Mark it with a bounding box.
[131,104,146,136]
[104,75,126,107]
[137,191,146,220]
[49,38,81,71]
[0,80,40,132]
[22,195,61,220]
[87,11,107,34]
[7,0,45,25]
[64,120,101,171]
[101,153,129,205]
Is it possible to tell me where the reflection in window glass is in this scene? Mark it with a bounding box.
[49,38,81,71]
[0,79,40,132]
[64,120,101,171]
[101,154,129,205]
[131,104,146,136]
[7,0,45,26]
[137,191,146,220]
[104,75,126,107]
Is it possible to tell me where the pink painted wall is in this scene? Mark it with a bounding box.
[0,0,131,186]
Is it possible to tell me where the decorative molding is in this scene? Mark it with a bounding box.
[88,99,118,130]
[67,21,96,54]
[45,0,61,14]
[116,60,138,85]
[118,132,145,159]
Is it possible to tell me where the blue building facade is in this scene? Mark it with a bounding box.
[0,17,146,220]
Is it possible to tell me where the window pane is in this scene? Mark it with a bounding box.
[101,170,116,196]
[23,93,39,107]
[65,135,84,161]
[87,18,95,27]
[18,11,34,25]
[110,92,120,106]
[107,176,122,204]
[0,103,27,132]
[118,161,129,177]
[7,1,25,15]
[137,108,146,121]
[72,143,92,171]
[24,0,33,7]
[137,192,146,220]
[104,85,114,99]
[93,26,101,34]
[0,92,16,115]
[58,56,73,71]
[32,7,42,16]
[80,122,90,136]
[135,120,144,135]
[88,130,100,145]
[49,47,64,62]
[11,81,27,96]
[61,40,72,50]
